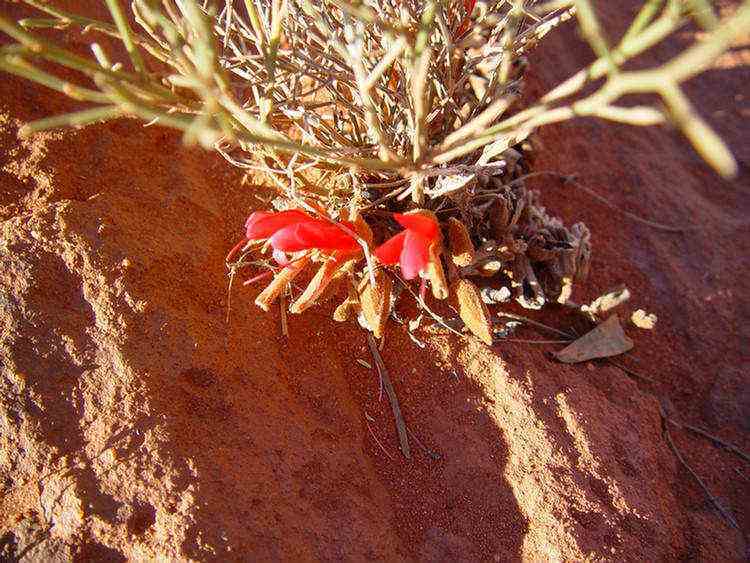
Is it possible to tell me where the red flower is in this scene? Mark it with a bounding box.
[244,210,360,254]
[374,211,440,280]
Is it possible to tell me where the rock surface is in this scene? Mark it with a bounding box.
[1,1,748,560]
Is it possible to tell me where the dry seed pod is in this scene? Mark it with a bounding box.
[572,223,591,281]
[349,211,374,247]
[333,282,360,322]
[359,269,392,338]
[452,279,494,345]
[447,217,475,268]
[426,246,449,300]
[255,255,311,311]
[289,257,342,314]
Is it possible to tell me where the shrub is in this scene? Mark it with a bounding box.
[1,0,746,341]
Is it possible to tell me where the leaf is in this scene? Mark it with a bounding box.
[555,315,633,363]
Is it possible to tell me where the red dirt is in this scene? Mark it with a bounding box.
[1,1,748,561]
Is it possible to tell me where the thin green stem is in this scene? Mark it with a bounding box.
[104,0,147,73]
[19,105,124,136]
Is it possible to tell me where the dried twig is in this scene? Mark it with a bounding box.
[604,360,746,530]
[367,333,410,459]
[407,427,441,461]
[365,412,395,461]
[279,291,289,337]
[607,358,658,385]
[498,312,576,339]
[666,418,750,464]
[662,412,740,530]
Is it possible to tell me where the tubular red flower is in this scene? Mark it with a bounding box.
[393,212,439,239]
[374,212,440,280]
[269,220,360,253]
[245,210,314,241]
[243,209,359,254]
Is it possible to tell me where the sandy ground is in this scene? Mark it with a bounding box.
[0,1,748,561]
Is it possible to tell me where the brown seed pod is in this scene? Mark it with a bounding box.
[452,278,494,345]
[289,257,342,314]
[447,217,475,268]
[255,255,311,312]
[426,244,449,300]
[359,268,392,338]
[333,281,360,322]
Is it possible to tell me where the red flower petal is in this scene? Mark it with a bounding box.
[245,210,314,240]
[273,248,291,266]
[399,230,430,280]
[269,220,359,252]
[304,221,360,252]
[374,231,407,265]
[393,212,438,240]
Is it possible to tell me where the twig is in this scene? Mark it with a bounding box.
[553,173,691,233]
[667,418,750,464]
[279,291,289,337]
[407,427,441,460]
[497,312,575,339]
[607,358,658,385]
[605,361,746,531]
[367,333,411,459]
[226,266,236,323]
[474,171,690,233]
[392,273,466,339]
[662,415,739,530]
[365,412,395,461]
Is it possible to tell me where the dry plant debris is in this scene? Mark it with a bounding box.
[631,308,658,329]
[554,314,634,363]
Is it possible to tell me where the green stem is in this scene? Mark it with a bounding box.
[0,53,109,103]
[104,0,146,73]
[20,105,123,136]
[0,13,175,101]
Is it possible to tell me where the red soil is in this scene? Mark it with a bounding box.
[0,1,748,560]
